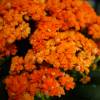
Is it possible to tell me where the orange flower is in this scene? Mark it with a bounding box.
[0,0,99,99]
[80,76,91,84]
[59,75,75,91]
[42,78,65,96]
[5,73,28,98]
[32,31,98,72]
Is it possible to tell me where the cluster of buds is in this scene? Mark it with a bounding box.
[0,0,99,100]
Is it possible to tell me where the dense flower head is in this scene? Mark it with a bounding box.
[88,16,100,39]
[10,50,36,74]
[5,65,75,99]
[31,30,98,73]
[45,0,97,30]
[0,0,100,100]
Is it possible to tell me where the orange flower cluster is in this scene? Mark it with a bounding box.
[5,55,75,99]
[88,16,100,39]
[31,29,98,73]
[0,0,45,58]
[9,50,36,74]
[0,0,99,100]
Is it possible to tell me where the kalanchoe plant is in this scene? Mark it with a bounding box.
[0,0,100,100]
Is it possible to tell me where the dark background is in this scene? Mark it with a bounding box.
[89,0,100,15]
